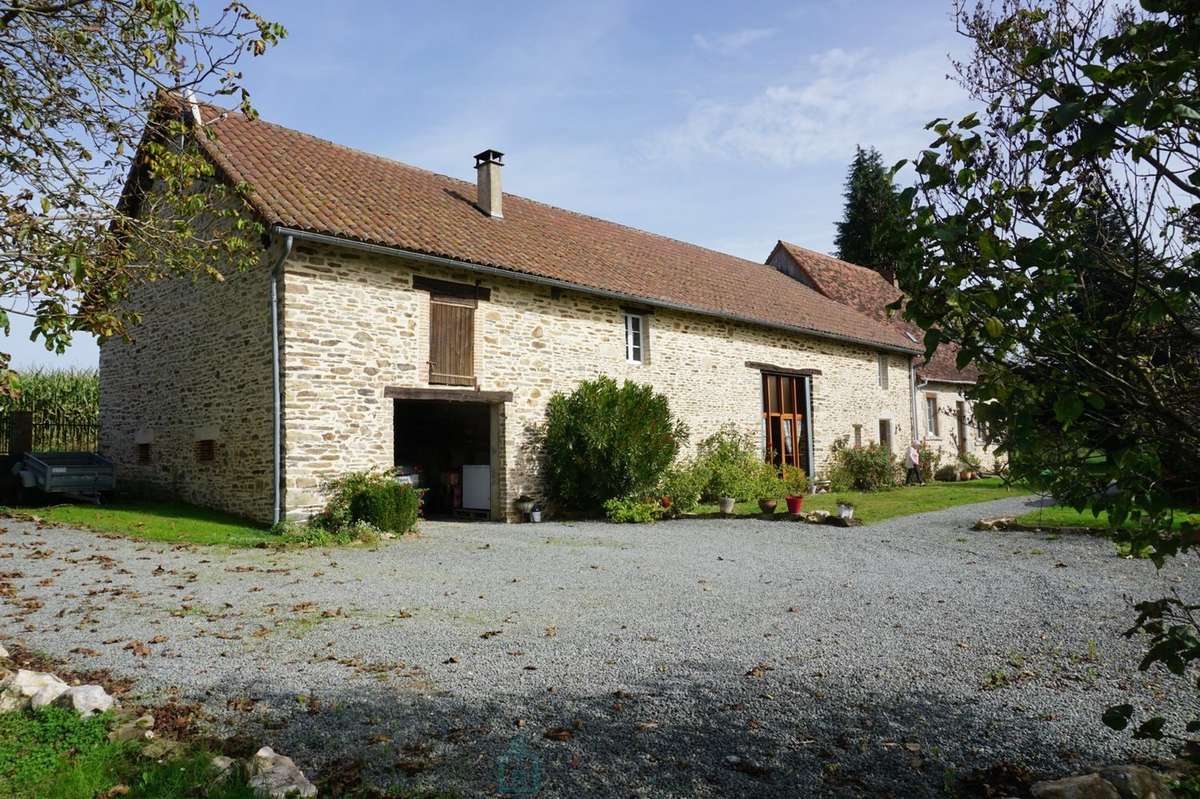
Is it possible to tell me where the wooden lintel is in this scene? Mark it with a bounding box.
[745,361,823,378]
[385,386,513,403]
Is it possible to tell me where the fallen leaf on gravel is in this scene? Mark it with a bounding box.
[523,665,537,671]
[570,752,581,769]
[124,641,150,657]
[787,607,800,613]
[70,647,100,657]
[148,635,167,644]
[1055,562,1068,568]
[544,626,557,637]
[745,662,774,679]
[637,720,659,731]
[480,630,502,639]
[543,727,573,742]
[442,656,459,665]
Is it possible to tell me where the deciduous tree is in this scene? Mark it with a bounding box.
[894,0,1199,754]
[0,0,285,388]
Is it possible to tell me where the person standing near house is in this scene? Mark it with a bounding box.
[905,442,925,485]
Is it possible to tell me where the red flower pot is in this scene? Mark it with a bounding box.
[785,495,805,515]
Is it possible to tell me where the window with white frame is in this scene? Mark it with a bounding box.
[624,313,645,363]
[925,394,939,436]
[877,353,889,389]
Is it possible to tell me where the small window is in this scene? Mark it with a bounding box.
[136,443,151,465]
[195,439,215,463]
[879,419,893,453]
[926,395,939,436]
[853,423,862,448]
[624,313,645,363]
[877,353,889,389]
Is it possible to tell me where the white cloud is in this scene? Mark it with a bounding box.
[692,27,778,55]
[648,45,967,167]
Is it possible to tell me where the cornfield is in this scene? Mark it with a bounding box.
[0,368,99,420]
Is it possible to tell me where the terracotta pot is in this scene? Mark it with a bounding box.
[660,495,672,509]
[785,495,805,515]
[718,496,736,515]
[758,498,778,514]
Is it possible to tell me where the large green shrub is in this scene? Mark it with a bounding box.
[695,425,760,501]
[542,376,687,512]
[349,481,420,534]
[827,437,897,492]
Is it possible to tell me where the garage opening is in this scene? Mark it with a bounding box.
[386,387,511,520]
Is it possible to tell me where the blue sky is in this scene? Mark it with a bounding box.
[10,0,973,370]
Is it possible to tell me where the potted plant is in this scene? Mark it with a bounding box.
[782,465,809,515]
[718,495,737,515]
[837,500,856,520]
[530,504,543,523]
[754,461,783,514]
[514,494,535,517]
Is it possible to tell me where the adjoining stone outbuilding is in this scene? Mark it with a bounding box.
[101,104,986,524]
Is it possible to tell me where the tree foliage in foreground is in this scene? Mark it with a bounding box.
[0,1,286,390]
[894,0,1199,756]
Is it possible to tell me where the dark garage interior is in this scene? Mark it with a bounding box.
[393,399,492,517]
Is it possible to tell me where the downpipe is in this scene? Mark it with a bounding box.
[270,234,293,526]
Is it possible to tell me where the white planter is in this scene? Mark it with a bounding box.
[530,510,542,523]
[837,504,855,520]
[718,496,736,514]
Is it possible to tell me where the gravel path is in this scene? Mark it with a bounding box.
[1,495,1196,797]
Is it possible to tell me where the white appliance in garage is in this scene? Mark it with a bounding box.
[460,465,490,512]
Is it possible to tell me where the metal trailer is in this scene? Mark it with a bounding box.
[18,452,115,502]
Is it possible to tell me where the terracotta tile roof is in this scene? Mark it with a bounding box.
[187,108,920,354]
[773,241,979,383]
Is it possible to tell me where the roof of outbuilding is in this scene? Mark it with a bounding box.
[772,241,980,383]
[185,107,920,354]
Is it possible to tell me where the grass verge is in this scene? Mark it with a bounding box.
[1016,504,1200,531]
[694,477,1029,525]
[1,501,275,547]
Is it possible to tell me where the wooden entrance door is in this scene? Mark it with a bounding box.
[762,373,807,470]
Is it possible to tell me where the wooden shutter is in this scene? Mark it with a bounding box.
[429,295,475,386]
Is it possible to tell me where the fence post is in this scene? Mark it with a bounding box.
[10,411,32,458]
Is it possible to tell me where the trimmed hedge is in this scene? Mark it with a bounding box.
[349,482,420,533]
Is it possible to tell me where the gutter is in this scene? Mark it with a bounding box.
[913,367,930,442]
[269,233,293,526]
[271,226,922,357]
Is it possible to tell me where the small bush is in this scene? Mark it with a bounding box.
[935,464,959,482]
[749,461,785,500]
[543,376,687,513]
[659,460,709,515]
[603,497,666,524]
[317,468,398,532]
[349,481,420,534]
[781,464,809,496]
[918,442,942,480]
[696,425,760,501]
[826,436,897,492]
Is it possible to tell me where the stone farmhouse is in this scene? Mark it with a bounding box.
[100,105,991,524]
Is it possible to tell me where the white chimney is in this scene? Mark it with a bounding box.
[474,149,504,218]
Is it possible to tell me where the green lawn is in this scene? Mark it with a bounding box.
[694,477,1028,525]
[1016,504,1200,531]
[1,501,275,547]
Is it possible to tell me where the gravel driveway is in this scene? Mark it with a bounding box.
[1,495,1196,797]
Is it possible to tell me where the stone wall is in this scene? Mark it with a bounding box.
[279,243,918,521]
[916,381,999,471]
[98,245,278,522]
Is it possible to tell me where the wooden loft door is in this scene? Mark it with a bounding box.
[429,294,476,387]
[762,372,808,471]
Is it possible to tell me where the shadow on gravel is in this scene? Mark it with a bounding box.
[221,667,1124,798]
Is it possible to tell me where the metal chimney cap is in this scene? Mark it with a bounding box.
[474,149,505,168]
